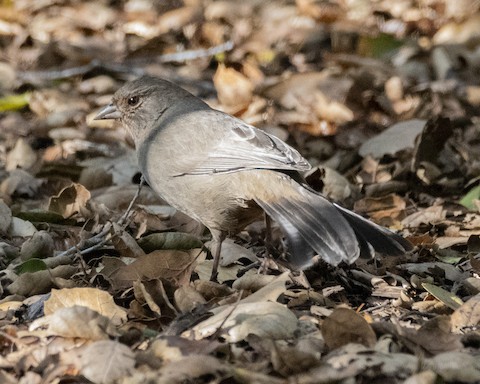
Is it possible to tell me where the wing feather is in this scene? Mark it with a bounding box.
[179,112,311,175]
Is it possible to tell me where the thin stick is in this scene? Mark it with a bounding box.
[17,41,234,83]
[55,178,145,260]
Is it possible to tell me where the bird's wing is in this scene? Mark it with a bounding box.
[178,112,311,176]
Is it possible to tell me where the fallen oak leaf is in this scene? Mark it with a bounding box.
[44,287,127,326]
[322,308,377,350]
[28,305,119,340]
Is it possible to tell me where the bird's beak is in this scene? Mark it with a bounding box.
[94,104,122,120]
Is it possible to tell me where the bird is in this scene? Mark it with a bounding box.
[95,76,412,281]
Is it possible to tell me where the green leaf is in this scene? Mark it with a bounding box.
[15,259,47,274]
[358,33,404,59]
[16,210,76,225]
[138,232,203,253]
[0,93,30,112]
[459,185,480,210]
[433,246,464,264]
[422,282,463,310]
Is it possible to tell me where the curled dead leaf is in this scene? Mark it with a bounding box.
[7,265,77,296]
[450,293,480,333]
[213,64,254,112]
[48,183,91,219]
[322,308,377,350]
[186,301,298,342]
[110,249,202,288]
[78,340,136,384]
[29,305,119,340]
[174,285,207,313]
[44,287,127,326]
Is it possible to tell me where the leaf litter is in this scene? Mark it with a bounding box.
[0,0,480,383]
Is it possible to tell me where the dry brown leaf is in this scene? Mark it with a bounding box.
[0,169,43,198]
[6,138,37,172]
[48,183,91,219]
[0,62,16,92]
[359,119,426,159]
[307,166,356,202]
[266,336,324,375]
[205,238,258,267]
[157,6,203,35]
[20,230,54,261]
[384,76,404,103]
[186,301,298,342]
[7,217,38,237]
[354,194,407,222]
[296,0,342,22]
[0,371,17,384]
[399,262,466,282]
[77,340,136,384]
[213,64,254,112]
[193,280,234,301]
[428,351,480,382]
[401,316,463,354]
[110,249,201,288]
[29,305,118,340]
[174,285,207,313]
[264,71,352,109]
[148,336,219,363]
[0,199,12,234]
[232,273,277,292]
[313,91,353,124]
[463,277,480,296]
[79,75,117,95]
[433,14,480,45]
[139,231,203,253]
[238,272,291,304]
[195,258,249,283]
[157,355,230,383]
[205,1,254,22]
[7,265,77,296]
[133,279,177,318]
[403,370,437,384]
[44,287,127,326]
[322,344,419,379]
[450,293,480,333]
[78,165,113,190]
[469,255,480,274]
[401,206,447,228]
[110,222,146,258]
[322,308,377,350]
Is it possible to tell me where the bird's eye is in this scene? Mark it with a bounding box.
[127,96,140,106]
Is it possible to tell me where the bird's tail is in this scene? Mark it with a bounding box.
[253,174,412,269]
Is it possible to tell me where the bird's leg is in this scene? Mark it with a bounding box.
[265,213,273,249]
[210,229,226,282]
[260,213,275,273]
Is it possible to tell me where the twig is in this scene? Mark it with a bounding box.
[55,179,144,260]
[118,176,145,226]
[17,41,234,83]
[210,289,244,340]
[55,222,113,260]
[157,41,233,63]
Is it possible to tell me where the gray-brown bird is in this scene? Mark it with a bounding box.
[95,76,412,280]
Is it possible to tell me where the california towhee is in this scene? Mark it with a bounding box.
[95,76,412,280]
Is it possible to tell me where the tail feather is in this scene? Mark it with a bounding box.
[255,185,361,267]
[254,177,412,269]
[334,203,413,256]
[272,214,315,269]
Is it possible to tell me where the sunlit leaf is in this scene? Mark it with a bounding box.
[0,93,29,112]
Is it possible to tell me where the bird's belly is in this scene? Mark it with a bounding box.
[145,171,262,233]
